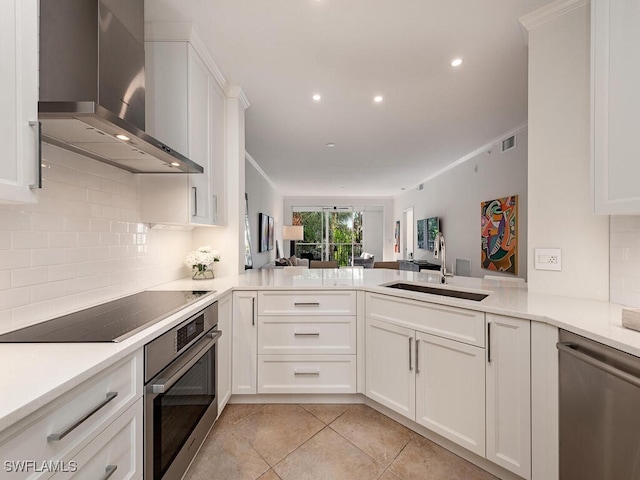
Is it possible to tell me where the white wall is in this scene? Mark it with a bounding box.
[610,217,640,307]
[0,144,192,334]
[282,197,395,260]
[244,155,284,268]
[394,129,528,279]
[526,4,609,300]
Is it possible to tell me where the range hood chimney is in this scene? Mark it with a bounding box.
[38,0,203,174]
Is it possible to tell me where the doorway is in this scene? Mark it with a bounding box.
[403,207,414,260]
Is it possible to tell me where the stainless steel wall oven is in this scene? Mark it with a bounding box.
[144,301,220,480]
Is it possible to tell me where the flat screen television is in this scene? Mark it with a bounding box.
[426,217,439,251]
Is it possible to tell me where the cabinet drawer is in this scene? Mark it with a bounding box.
[258,316,356,354]
[55,399,142,480]
[258,355,356,393]
[366,293,485,347]
[0,351,142,479]
[258,291,356,316]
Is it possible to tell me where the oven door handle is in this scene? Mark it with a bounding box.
[149,330,221,394]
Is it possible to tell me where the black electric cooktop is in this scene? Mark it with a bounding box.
[0,290,215,343]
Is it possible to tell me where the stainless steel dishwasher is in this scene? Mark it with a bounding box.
[558,329,640,480]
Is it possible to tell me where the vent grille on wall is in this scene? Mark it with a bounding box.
[502,135,516,153]
[417,183,424,191]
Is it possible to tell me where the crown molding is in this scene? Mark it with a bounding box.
[396,123,529,198]
[245,152,277,191]
[518,0,589,45]
[227,86,251,110]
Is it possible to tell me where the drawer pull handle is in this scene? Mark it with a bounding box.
[100,465,118,480]
[294,302,320,306]
[294,369,320,376]
[294,332,320,336]
[47,392,118,442]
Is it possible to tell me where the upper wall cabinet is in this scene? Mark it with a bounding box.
[0,0,39,204]
[592,0,640,214]
[142,32,226,226]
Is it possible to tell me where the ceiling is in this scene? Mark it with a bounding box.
[145,0,549,197]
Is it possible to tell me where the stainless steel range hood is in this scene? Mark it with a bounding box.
[38,0,203,174]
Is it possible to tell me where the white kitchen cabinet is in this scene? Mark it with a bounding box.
[415,332,485,457]
[592,0,640,214]
[217,292,232,413]
[232,291,257,394]
[0,350,143,479]
[142,39,226,226]
[365,318,415,419]
[486,314,531,479]
[54,399,143,480]
[257,291,357,393]
[0,0,39,204]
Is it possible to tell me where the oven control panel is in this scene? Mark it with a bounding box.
[176,315,205,352]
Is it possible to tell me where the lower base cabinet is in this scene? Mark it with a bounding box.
[486,314,531,479]
[54,399,143,480]
[366,309,532,479]
[258,354,356,393]
[365,318,485,455]
[416,333,485,457]
[217,292,232,412]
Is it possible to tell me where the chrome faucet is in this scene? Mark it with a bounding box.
[433,232,452,284]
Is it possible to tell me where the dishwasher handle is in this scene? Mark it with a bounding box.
[557,342,640,389]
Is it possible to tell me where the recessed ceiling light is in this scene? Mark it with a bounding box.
[373,95,383,103]
[326,142,336,148]
[170,162,180,167]
[450,58,463,67]
[312,94,321,101]
[115,134,130,141]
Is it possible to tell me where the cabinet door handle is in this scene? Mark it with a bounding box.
[415,339,420,374]
[294,302,320,306]
[100,465,118,480]
[28,121,42,189]
[294,369,320,376]
[409,337,413,371]
[47,392,118,442]
[294,331,320,336]
[487,322,492,363]
[192,186,198,217]
[251,297,255,326]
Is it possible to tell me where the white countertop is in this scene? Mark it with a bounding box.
[0,268,637,434]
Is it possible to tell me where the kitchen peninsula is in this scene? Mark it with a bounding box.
[0,268,636,480]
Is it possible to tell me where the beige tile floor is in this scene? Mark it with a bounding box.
[185,404,498,480]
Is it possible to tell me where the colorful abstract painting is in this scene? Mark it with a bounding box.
[481,195,518,274]
[394,221,400,253]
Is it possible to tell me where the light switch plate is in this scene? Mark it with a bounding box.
[534,248,562,271]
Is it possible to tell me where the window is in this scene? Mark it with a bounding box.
[292,207,364,267]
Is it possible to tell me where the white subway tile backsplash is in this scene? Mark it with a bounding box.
[12,231,48,250]
[12,267,49,288]
[0,144,192,331]
[0,250,31,270]
[49,232,78,248]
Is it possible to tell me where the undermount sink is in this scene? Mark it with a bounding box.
[385,282,489,301]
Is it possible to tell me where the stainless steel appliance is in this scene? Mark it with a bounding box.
[558,329,640,480]
[38,0,203,174]
[144,302,220,480]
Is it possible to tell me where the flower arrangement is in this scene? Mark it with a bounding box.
[185,246,220,279]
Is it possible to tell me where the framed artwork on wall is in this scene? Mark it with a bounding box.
[394,221,400,253]
[259,213,269,252]
[268,216,275,251]
[417,219,426,249]
[481,195,518,274]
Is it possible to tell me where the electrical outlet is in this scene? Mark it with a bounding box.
[534,248,562,271]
